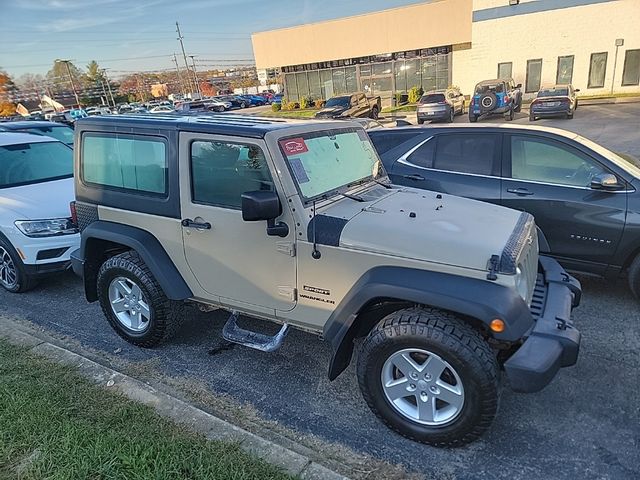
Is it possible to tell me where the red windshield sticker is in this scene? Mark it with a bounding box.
[280,138,308,155]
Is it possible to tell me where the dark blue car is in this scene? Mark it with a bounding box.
[530,84,579,121]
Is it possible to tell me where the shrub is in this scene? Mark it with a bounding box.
[394,92,403,104]
[300,96,310,109]
[314,99,325,109]
[271,102,281,112]
[408,86,424,103]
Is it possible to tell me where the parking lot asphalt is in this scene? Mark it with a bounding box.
[2,104,639,479]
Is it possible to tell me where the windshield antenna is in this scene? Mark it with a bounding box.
[311,199,321,260]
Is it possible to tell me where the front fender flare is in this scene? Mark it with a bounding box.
[323,266,533,380]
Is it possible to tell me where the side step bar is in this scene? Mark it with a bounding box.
[222,311,289,352]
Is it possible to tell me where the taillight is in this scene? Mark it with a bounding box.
[470,98,475,106]
[505,96,510,103]
[70,201,78,227]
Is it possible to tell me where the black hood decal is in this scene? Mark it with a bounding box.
[307,215,349,247]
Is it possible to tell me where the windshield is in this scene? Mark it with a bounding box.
[24,125,74,145]
[0,141,73,188]
[279,128,385,201]
[325,96,351,108]
[420,94,445,104]
[575,135,640,177]
[538,88,568,97]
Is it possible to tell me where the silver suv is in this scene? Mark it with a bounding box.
[70,113,581,447]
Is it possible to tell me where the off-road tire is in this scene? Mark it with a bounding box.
[417,118,425,125]
[627,254,640,300]
[469,113,478,123]
[0,236,38,293]
[97,251,183,347]
[505,106,514,121]
[357,307,499,447]
[514,97,522,113]
[370,106,379,119]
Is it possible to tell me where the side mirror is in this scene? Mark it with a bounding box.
[516,83,522,89]
[590,173,623,191]
[241,190,289,237]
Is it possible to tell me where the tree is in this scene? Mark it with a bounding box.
[200,81,217,97]
[0,70,17,116]
[46,60,83,92]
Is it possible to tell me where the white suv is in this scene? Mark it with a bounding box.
[0,132,79,292]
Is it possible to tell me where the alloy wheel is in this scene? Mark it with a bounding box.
[381,348,465,426]
[0,246,17,289]
[108,276,151,332]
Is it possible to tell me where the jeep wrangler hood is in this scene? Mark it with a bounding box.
[331,187,523,272]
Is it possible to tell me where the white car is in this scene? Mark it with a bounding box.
[0,132,79,292]
[149,105,174,113]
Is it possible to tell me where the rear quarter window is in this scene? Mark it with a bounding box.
[369,131,422,156]
[81,133,167,196]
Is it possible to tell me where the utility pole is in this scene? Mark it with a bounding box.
[56,59,80,107]
[611,38,624,95]
[176,22,195,95]
[102,69,116,108]
[99,78,108,106]
[172,54,186,96]
[188,55,201,97]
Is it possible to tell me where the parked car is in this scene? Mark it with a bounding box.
[175,99,231,113]
[86,107,112,116]
[469,78,522,122]
[117,104,134,115]
[69,109,89,122]
[369,123,640,296]
[70,114,580,447]
[417,88,465,124]
[239,95,267,106]
[215,95,248,109]
[530,84,579,121]
[258,91,274,103]
[0,133,79,292]
[149,105,175,113]
[0,121,74,147]
[271,93,284,105]
[314,92,381,119]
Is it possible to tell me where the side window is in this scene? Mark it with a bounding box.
[510,136,606,187]
[369,131,421,156]
[190,141,274,209]
[431,134,498,175]
[406,137,436,169]
[82,134,167,195]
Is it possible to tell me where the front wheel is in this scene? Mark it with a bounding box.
[627,254,640,300]
[97,251,182,347]
[447,108,454,123]
[370,106,379,119]
[469,113,478,123]
[0,237,37,293]
[357,307,499,447]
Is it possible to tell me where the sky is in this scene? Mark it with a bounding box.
[0,0,425,80]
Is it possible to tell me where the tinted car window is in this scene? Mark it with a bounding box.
[82,134,167,195]
[191,141,273,209]
[538,88,568,97]
[510,135,606,187]
[433,134,497,175]
[406,137,436,168]
[0,141,72,188]
[420,94,445,104]
[369,131,423,156]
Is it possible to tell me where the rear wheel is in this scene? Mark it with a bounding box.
[357,307,499,447]
[628,254,640,300]
[240,102,247,109]
[447,108,454,123]
[469,113,478,123]
[417,118,424,125]
[567,110,574,119]
[514,97,522,113]
[216,105,225,112]
[529,112,536,121]
[97,251,183,347]
[0,237,37,293]
[505,106,514,121]
[370,106,379,119]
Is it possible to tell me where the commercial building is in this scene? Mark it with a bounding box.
[251,0,640,104]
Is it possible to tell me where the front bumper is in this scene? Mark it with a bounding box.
[504,255,581,393]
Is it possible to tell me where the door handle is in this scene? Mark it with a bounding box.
[403,174,425,181]
[506,188,534,196]
[181,219,212,229]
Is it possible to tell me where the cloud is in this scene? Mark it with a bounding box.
[16,0,127,10]
[35,16,125,32]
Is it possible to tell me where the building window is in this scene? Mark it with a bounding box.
[525,59,543,93]
[588,52,608,88]
[497,62,512,79]
[622,49,640,86]
[556,55,574,84]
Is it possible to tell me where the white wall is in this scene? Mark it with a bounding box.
[452,0,640,98]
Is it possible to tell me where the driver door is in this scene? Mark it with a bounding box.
[179,132,297,314]
[501,133,627,273]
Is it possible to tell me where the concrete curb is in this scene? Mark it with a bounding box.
[0,318,350,480]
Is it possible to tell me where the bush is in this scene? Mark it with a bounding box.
[271,102,281,112]
[284,101,299,110]
[300,96,310,109]
[314,99,325,109]
[408,86,424,104]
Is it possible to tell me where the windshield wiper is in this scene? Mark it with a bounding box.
[340,192,365,202]
[374,179,392,189]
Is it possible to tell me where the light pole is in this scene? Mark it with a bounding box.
[55,59,80,107]
[611,38,624,95]
[188,55,201,97]
[102,69,116,108]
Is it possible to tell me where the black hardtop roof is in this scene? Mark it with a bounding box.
[75,113,306,138]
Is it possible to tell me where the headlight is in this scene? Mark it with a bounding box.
[515,265,528,301]
[15,219,78,238]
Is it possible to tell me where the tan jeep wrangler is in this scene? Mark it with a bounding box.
[70,113,581,447]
